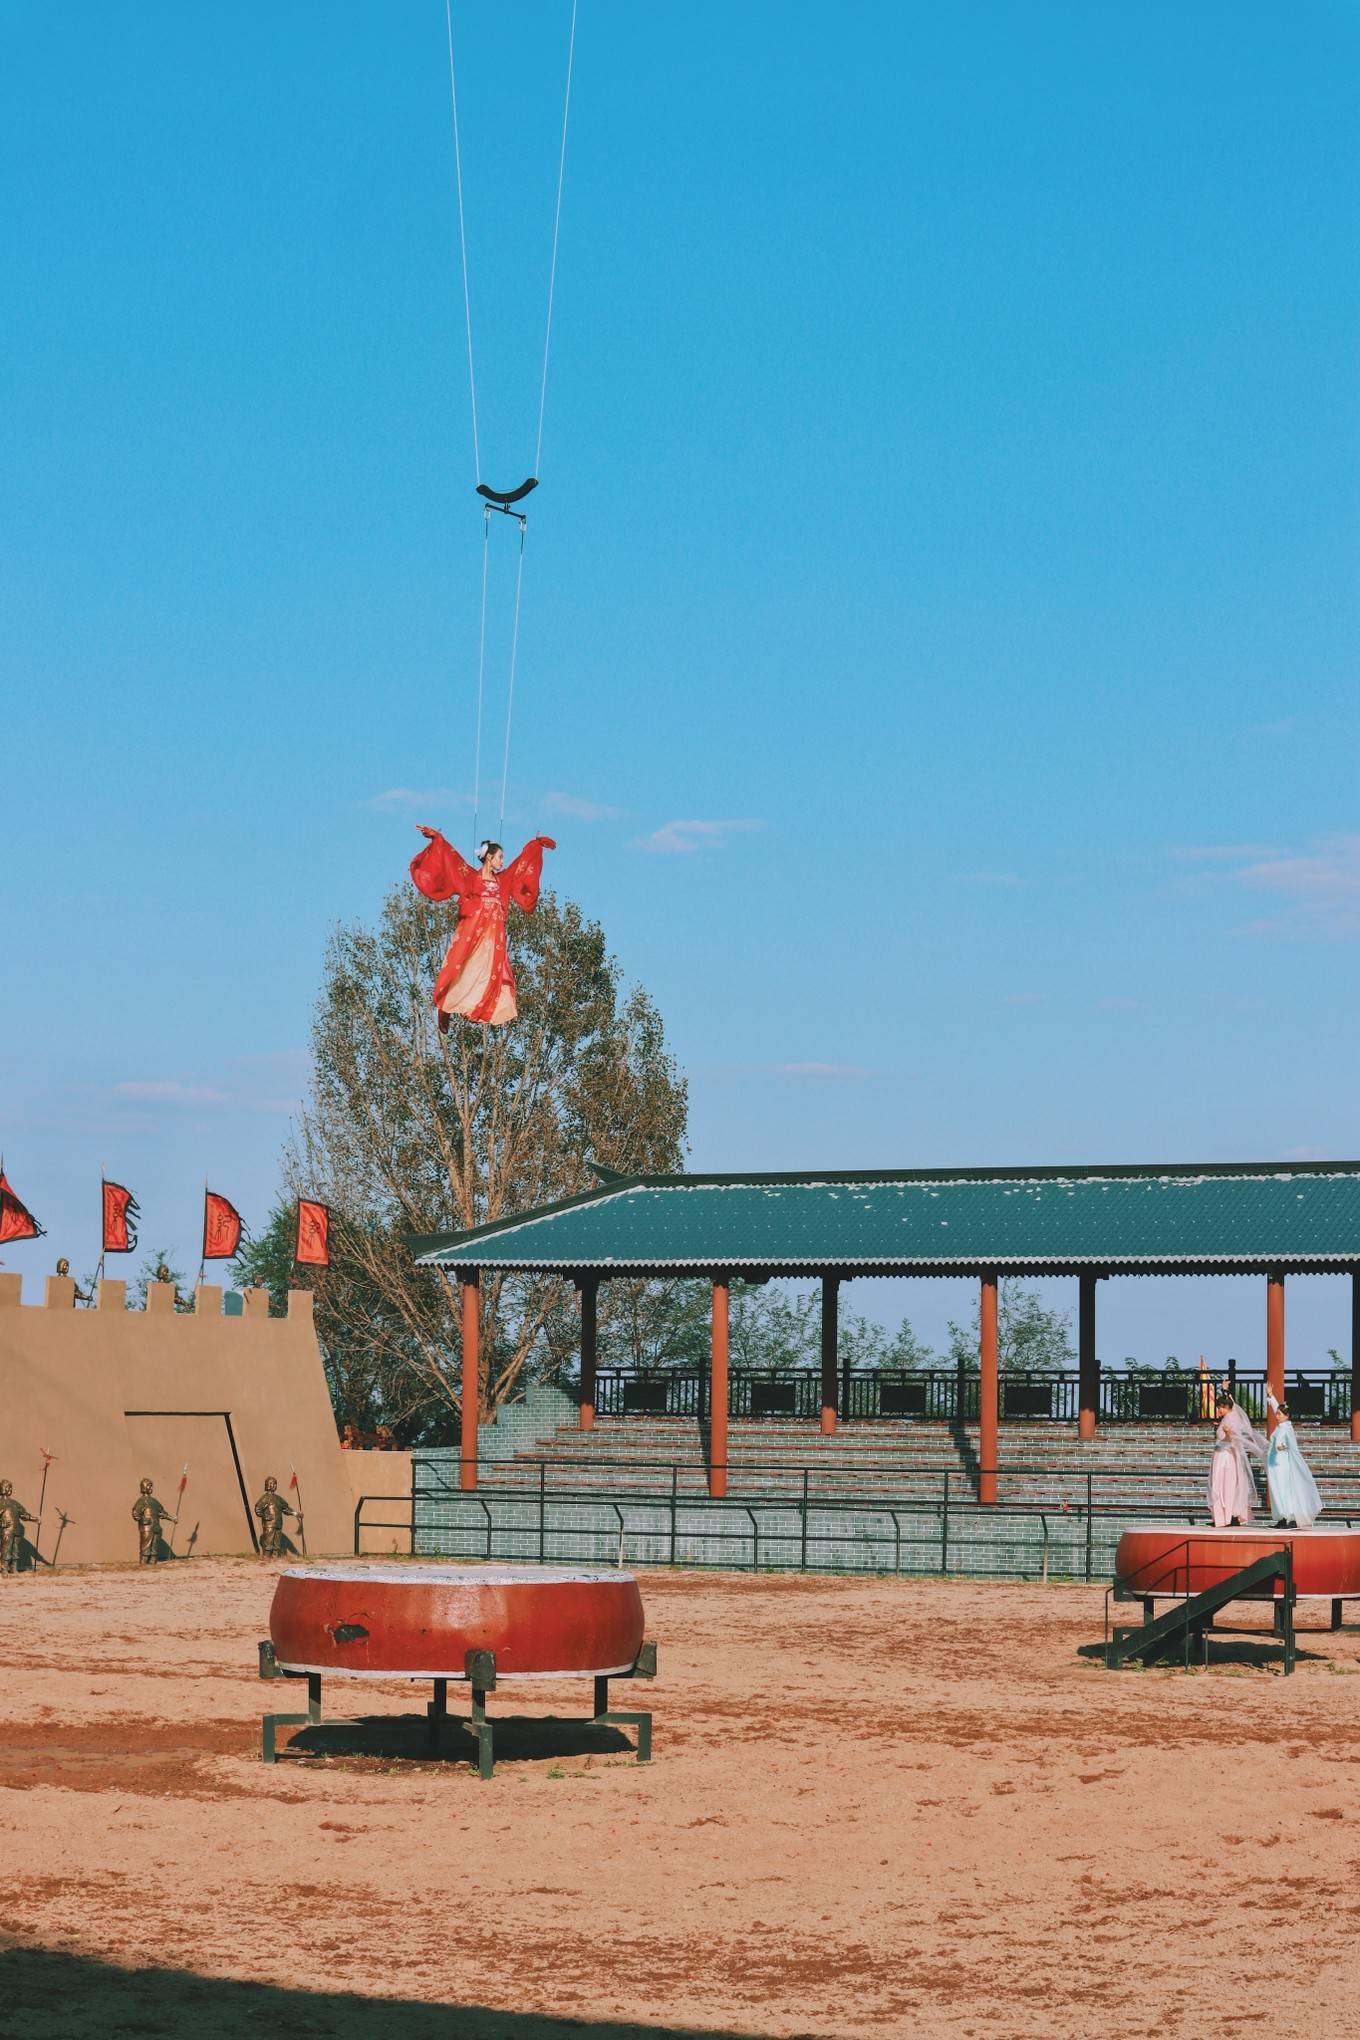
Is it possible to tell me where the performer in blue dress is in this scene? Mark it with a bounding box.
[1263,1389,1323,1529]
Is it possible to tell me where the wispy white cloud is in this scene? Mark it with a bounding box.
[1234,834,1360,939]
[1282,1145,1329,1162]
[543,790,622,822]
[636,819,762,855]
[366,788,469,813]
[111,1080,230,1107]
[1097,995,1142,1012]
[955,870,1026,888]
[1174,834,1360,939]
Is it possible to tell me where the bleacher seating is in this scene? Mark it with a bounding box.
[479,1416,1360,1520]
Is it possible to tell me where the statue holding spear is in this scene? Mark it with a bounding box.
[0,1481,38,1574]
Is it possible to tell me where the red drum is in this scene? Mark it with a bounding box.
[269,1564,646,1679]
[1114,1524,1360,1601]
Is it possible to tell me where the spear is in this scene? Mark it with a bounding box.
[50,1509,71,1568]
[166,1464,188,1555]
[289,1464,307,1557]
[32,1447,55,1564]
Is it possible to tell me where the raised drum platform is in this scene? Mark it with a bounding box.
[261,1563,655,1776]
[1114,1523,1360,1605]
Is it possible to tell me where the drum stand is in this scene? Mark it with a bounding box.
[258,1638,656,1778]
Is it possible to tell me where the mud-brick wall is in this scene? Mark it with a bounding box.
[0,1274,351,1565]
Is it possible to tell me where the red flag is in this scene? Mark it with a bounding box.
[288,1466,299,1492]
[102,1178,139,1255]
[202,1191,243,1260]
[294,1199,330,1268]
[0,1172,44,1244]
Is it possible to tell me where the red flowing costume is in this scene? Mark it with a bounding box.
[409,833,555,1028]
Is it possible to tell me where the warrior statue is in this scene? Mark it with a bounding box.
[0,1481,37,1574]
[254,1476,299,1559]
[131,1478,175,1565]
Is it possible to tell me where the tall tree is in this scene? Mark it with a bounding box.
[285,878,687,1427]
[234,1206,444,1441]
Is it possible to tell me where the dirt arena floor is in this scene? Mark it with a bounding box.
[0,1560,1357,2039]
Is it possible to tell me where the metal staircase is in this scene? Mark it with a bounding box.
[1105,1544,1296,1673]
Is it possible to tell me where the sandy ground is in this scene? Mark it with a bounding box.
[0,1560,1357,2040]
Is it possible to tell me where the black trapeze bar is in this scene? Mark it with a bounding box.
[476,476,539,509]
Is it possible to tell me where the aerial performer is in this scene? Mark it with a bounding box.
[1263,1389,1323,1529]
[1208,1390,1267,1528]
[410,827,556,1029]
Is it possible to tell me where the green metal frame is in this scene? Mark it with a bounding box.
[258,1637,656,1777]
[1104,1548,1298,1673]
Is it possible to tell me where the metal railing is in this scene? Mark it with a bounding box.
[589,1365,1356,1424]
[377,1454,1360,1583]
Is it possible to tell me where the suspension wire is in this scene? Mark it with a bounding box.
[534,0,579,478]
[440,0,578,849]
[472,505,490,851]
[497,520,527,835]
[443,0,481,483]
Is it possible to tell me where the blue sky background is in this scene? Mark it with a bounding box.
[4,2,1358,1367]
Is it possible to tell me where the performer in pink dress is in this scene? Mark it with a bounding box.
[1208,1391,1267,1528]
[410,828,555,1029]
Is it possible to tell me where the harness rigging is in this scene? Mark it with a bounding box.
[442,0,578,845]
[409,4,577,1032]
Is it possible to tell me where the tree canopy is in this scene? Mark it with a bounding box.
[264,876,687,1435]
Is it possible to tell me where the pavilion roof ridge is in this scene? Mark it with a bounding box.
[591,1159,1360,1190]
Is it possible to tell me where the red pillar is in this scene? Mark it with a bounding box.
[820,1275,839,1435]
[460,1273,480,1491]
[579,1277,598,1431]
[709,1278,729,1500]
[1266,1274,1285,1434]
[979,1273,999,1504]
[1350,1273,1360,1447]
[1078,1273,1098,1442]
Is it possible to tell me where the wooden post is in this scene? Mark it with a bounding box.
[1266,1274,1285,1434]
[820,1276,839,1435]
[1078,1273,1098,1442]
[1351,1274,1360,1447]
[709,1278,729,1500]
[460,1273,480,1491]
[579,1277,598,1431]
[979,1273,999,1504]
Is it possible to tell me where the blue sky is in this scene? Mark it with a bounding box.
[4,3,1358,1366]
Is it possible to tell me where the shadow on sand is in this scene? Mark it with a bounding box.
[1079,1635,1328,1670]
[277,1710,640,1766]
[0,1944,796,2040]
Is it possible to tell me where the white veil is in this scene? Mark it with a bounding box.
[1208,1400,1268,1522]
[1265,1399,1323,1529]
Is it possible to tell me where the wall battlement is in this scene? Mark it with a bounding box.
[0,1273,346,1565]
[0,1273,314,1320]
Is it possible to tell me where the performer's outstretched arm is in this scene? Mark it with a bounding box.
[410,826,479,903]
[501,836,557,914]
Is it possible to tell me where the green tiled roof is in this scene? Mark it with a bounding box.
[412,1162,1360,1277]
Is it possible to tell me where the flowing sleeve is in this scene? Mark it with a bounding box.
[410,832,477,903]
[500,836,556,914]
